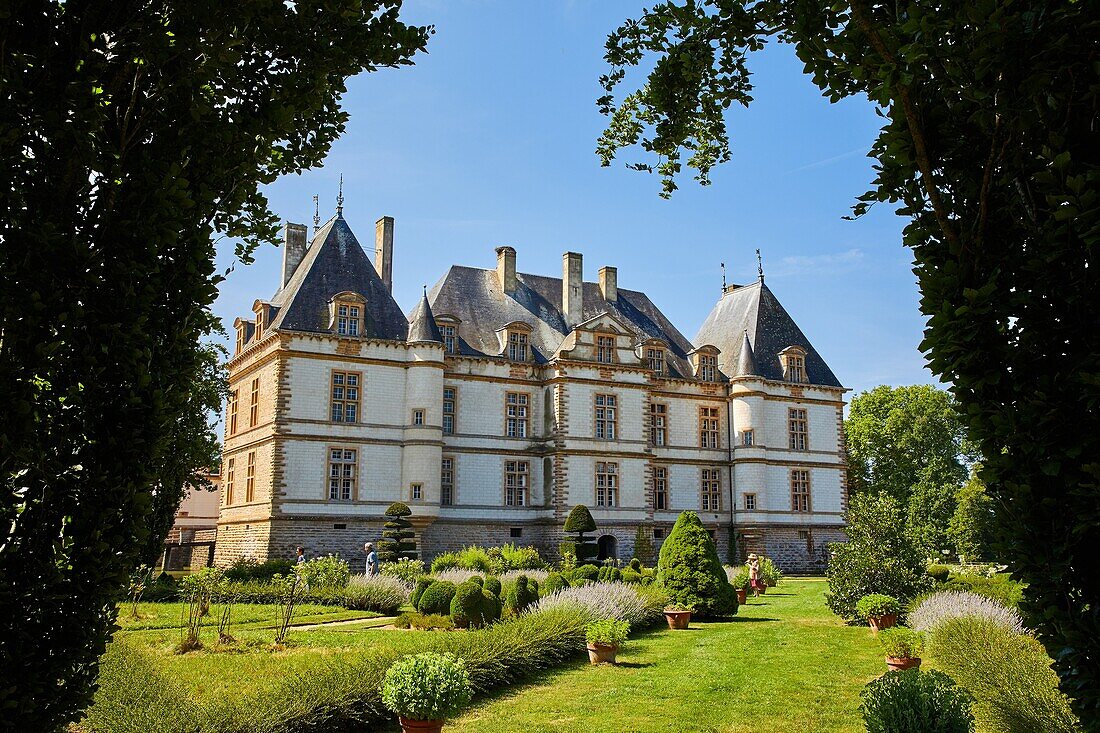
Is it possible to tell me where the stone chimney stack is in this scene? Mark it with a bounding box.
[563,251,583,329]
[599,266,617,303]
[281,222,308,287]
[375,216,394,292]
[496,246,517,295]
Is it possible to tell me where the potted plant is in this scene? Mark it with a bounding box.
[878,627,924,671]
[586,619,630,664]
[729,567,750,605]
[381,652,472,733]
[663,604,694,630]
[856,593,901,632]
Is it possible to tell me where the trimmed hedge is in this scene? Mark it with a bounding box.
[657,511,738,617]
[504,576,539,617]
[417,580,457,616]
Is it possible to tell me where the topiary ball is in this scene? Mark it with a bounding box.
[417,580,457,616]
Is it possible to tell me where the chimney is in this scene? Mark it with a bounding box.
[562,252,583,328]
[496,246,517,295]
[281,222,308,287]
[374,216,394,292]
[599,266,617,303]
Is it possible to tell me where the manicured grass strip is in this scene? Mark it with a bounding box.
[117,602,368,631]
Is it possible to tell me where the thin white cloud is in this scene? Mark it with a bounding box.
[788,146,868,173]
[769,248,865,277]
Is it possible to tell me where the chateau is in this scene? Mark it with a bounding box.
[215,207,848,572]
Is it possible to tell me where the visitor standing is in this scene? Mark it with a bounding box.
[748,553,762,597]
[364,541,379,576]
[296,546,306,565]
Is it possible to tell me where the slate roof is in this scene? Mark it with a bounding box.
[407,291,443,343]
[427,266,697,376]
[693,279,843,388]
[269,215,409,340]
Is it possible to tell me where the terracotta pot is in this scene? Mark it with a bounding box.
[885,656,922,672]
[869,614,898,632]
[664,610,692,629]
[736,588,747,605]
[587,642,619,664]
[399,717,444,733]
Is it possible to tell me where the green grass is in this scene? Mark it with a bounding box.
[117,602,378,631]
[447,579,882,733]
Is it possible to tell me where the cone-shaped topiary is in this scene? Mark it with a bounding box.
[633,524,656,565]
[379,502,418,562]
[657,511,738,617]
[563,504,598,564]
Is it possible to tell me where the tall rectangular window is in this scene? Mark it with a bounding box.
[508,331,528,361]
[788,408,808,451]
[596,335,616,363]
[505,460,529,506]
[788,355,806,383]
[245,451,256,503]
[744,493,757,511]
[441,457,455,505]
[225,458,235,505]
[741,429,755,447]
[701,468,721,511]
[337,303,361,336]
[649,403,668,446]
[596,462,619,506]
[328,448,357,501]
[228,390,239,435]
[330,371,360,423]
[654,466,668,510]
[699,354,718,381]
[440,325,457,354]
[412,409,425,426]
[235,327,245,355]
[505,392,529,438]
[249,378,259,426]
[791,469,811,512]
[442,387,456,435]
[410,483,422,501]
[699,407,720,448]
[595,394,618,440]
[647,347,665,375]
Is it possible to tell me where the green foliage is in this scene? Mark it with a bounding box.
[411,577,433,609]
[223,558,294,583]
[657,511,738,618]
[629,558,643,572]
[620,569,642,584]
[430,551,462,573]
[382,652,472,722]
[572,565,599,582]
[907,473,960,557]
[597,566,622,583]
[879,628,925,660]
[504,576,539,617]
[860,670,974,733]
[451,580,487,629]
[480,589,502,625]
[543,572,568,595]
[758,557,783,587]
[564,505,597,534]
[926,565,952,584]
[430,544,545,575]
[382,558,426,583]
[826,493,932,621]
[857,594,901,619]
[597,0,1100,721]
[417,581,458,616]
[928,617,1081,733]
[394,612,455,631]
[948,471,995,562]
[586,619,630,646]
[484,577,502,597]
[633,525,656,565]
[563,505,598,564]
[297,555,351,589]
[942,574,1025,610]
[379,503,418,563]
[497,543,547,571]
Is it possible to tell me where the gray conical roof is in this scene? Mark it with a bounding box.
[407,291,443,343]
[736,330,758,376]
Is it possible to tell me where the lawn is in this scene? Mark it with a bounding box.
[448,578,882,733]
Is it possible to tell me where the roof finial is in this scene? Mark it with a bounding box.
[423,284,427,297]
[756,248,764,282]
[312,194,320,232]
[336,174,344,218]
[721,262,727,292]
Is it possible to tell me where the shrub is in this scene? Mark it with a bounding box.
[453,546,495,573]
[431,551,462,573]
[826,493,933,621]
[417,581,458,616]
[498,568,550,586]
[82,640,201,733]
[657,511,738,617]
[633,523,656,565]
[947,471,994,562]
[379,502,417,562]
[926,563,952,583]
[942,573,1024,608]
[480,589,502,625]
[860,669,974,733]
[857,594,902,619]
[223,557,294,582]
[504,575,539,616]
[908,591,1023,634]
[394,612,455,631]
[758,557,783,587]
[382,558,426,583]
[927,617,1080,733]
[498,543,547,570]
[572,564,599,582]
[620,569,642,584]
[563,504,598,564]
[543,572,568,595]
[484,577,502,596]
[451,580,486,628]
[597,566,621,583]
[297,554,350,589]
[432,568,484,585]
[345,574,410,615]
[382,652,472,722]
[879,627,925,659]
[411,577,433,609]
[534,581,667,628]
[725,565,750,590]
[629,558,642,572]
[586,619,630,646]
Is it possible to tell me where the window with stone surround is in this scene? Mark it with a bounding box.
[741,429,755,447]
[441,457,455,505]
[336,302,361,336]
[505,392,529,438]
[440,324,457,354]
[799,528,813,553]
[249,378,259,427]
[245,451,256,502]
[254,306,266,341]
[596,461,619,507]
[788,408,808,451]
[698,353,718,381]
[505,460,529,506]
[330,371,360,423]
[235,326,246,355]
[701,468,721,511]
[410,483,422,501]
[699,406,720,448]
[791,469,811,512]
[596,334,616,363]
[413,409,425,426]
[780,346,809,383]
[646,347,665,375]
[228,389,239,436]
[653,527,665,540]
[225,458,235,505]
[507,331,528,362]
[442,387,457,435]
[649,403,668,446]
[327,448,357,501]
[654,466,668,510]
[744,492,757,511]
[595,394,618,440]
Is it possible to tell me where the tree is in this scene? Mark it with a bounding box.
[379,502,418,563]
[0,3,429,728]
[657,511,738,617]
[597,2,1099,721]
[949,469,995,563]
[563,504,598,565]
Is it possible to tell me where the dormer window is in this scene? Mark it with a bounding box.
[252,302,270,341]
[337,304,361,336]
[780,346,809,383]
[647,347,665,375]
[596,334,616,364]
[508,331,528,361]
[699,354,717,381]
[440,324,457,354]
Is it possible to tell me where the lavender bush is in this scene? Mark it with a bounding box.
[346,573,412,614]
[908,590,1024,634]
[498,569,550,585]
[432,569,484,585]
[533,582,667,627]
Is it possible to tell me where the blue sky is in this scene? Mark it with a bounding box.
[213,0,936,398]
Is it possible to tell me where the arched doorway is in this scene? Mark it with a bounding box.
[597,534,618,562]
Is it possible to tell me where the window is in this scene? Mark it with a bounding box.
[249,378,259,426]
[410,483,422,501]
[788,354,806,383]
[228,389,239,435]
[505,460,529,506]
[225,458,235,505]
[510,527,523,539]
[646,347,665,374]
[649,403,668,446]
[654,466,668,510]
[254,308,265,341]
[507,331,528,361]
[441,457,455,505]
[245,451,256,503]
[505,392,529,438]
[596,335,616,363]
[788,408,808,451]
[595,394,618,440]
[699,407,720,449]
[653,527,665,540]
[330,371,360,423]
[744,493,757,511]
[791,469,811,512]
[413,409,425,426]
[235,327,245,355]
[741,429,754,447]
[440,324,457,354]
[701,468,721,511]
[328,448,357,500]
[336,303,361,336]
[596,461,619,507]
[699,354,718,381]
[442,387,456,435]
